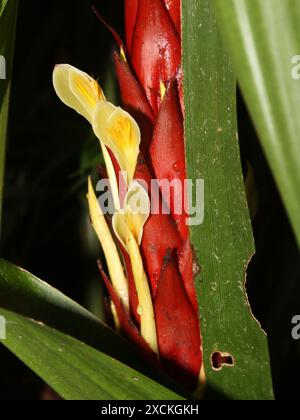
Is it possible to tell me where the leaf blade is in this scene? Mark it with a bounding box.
[182,0,274,400]
[213,0,300,249]
[0,0,8,17]
[0,0,18,232]
[0,259,189,397]
[0,308,184,400]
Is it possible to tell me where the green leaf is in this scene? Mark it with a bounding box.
[182,0,274,400]
[0,308,183,400]
[213,0,300,249]
[0,0,8,17]
[0,259,125,354]
[0,0,18,232]
[0,259,188,396]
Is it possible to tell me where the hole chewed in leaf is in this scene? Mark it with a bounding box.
[211,352,235,372]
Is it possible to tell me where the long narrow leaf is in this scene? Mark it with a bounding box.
[0,0,18,233]
[0,308,183,400]
[0,259,188,396]
[214,0,300,249]
[0,1,9,17]
[182,0,273,400]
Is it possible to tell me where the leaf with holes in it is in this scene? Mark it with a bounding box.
[182,0,274,400]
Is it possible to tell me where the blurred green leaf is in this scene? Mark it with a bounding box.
[182,0,274,400]
[0,0,18,233]
[0,1,8,17]
[0,308,183,400]
[214,0,300,249]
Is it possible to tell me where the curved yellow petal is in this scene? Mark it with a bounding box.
[126,231,158,355]
[87,177,128,309]
[111,301,121,331]
[53,64,105,123]
[120,46,127,63]
[53,64,90,120]
[68,67,104,121]
[113,181,150,249]
[93,101,141,185]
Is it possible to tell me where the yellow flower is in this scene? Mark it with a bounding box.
[92,101,141,186]
[53,64,104,123]
[53,65,147,339]
[53,64,120,210]
[113,182,158,355]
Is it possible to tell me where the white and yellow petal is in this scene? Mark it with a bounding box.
[113,181,150,249]
[53,64,105,123]
[87,177,128,309]
[93,101,141,185]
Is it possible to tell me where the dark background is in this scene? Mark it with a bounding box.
[0,0,299,400]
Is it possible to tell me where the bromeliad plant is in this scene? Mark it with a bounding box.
[2,0,286,400]
[53,0,202,391]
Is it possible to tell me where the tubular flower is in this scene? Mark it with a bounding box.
[53,0,202,392]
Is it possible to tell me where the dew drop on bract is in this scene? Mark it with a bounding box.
[173,161,184,173]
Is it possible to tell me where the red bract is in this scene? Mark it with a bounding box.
[124,0,138,53]
[114,53,155,154]
[130,0,181,114]
[150,81,189,242]
[178,239,199,311]
[163,0,181,35]
[154,252,201,391]
[142,213,182,296]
